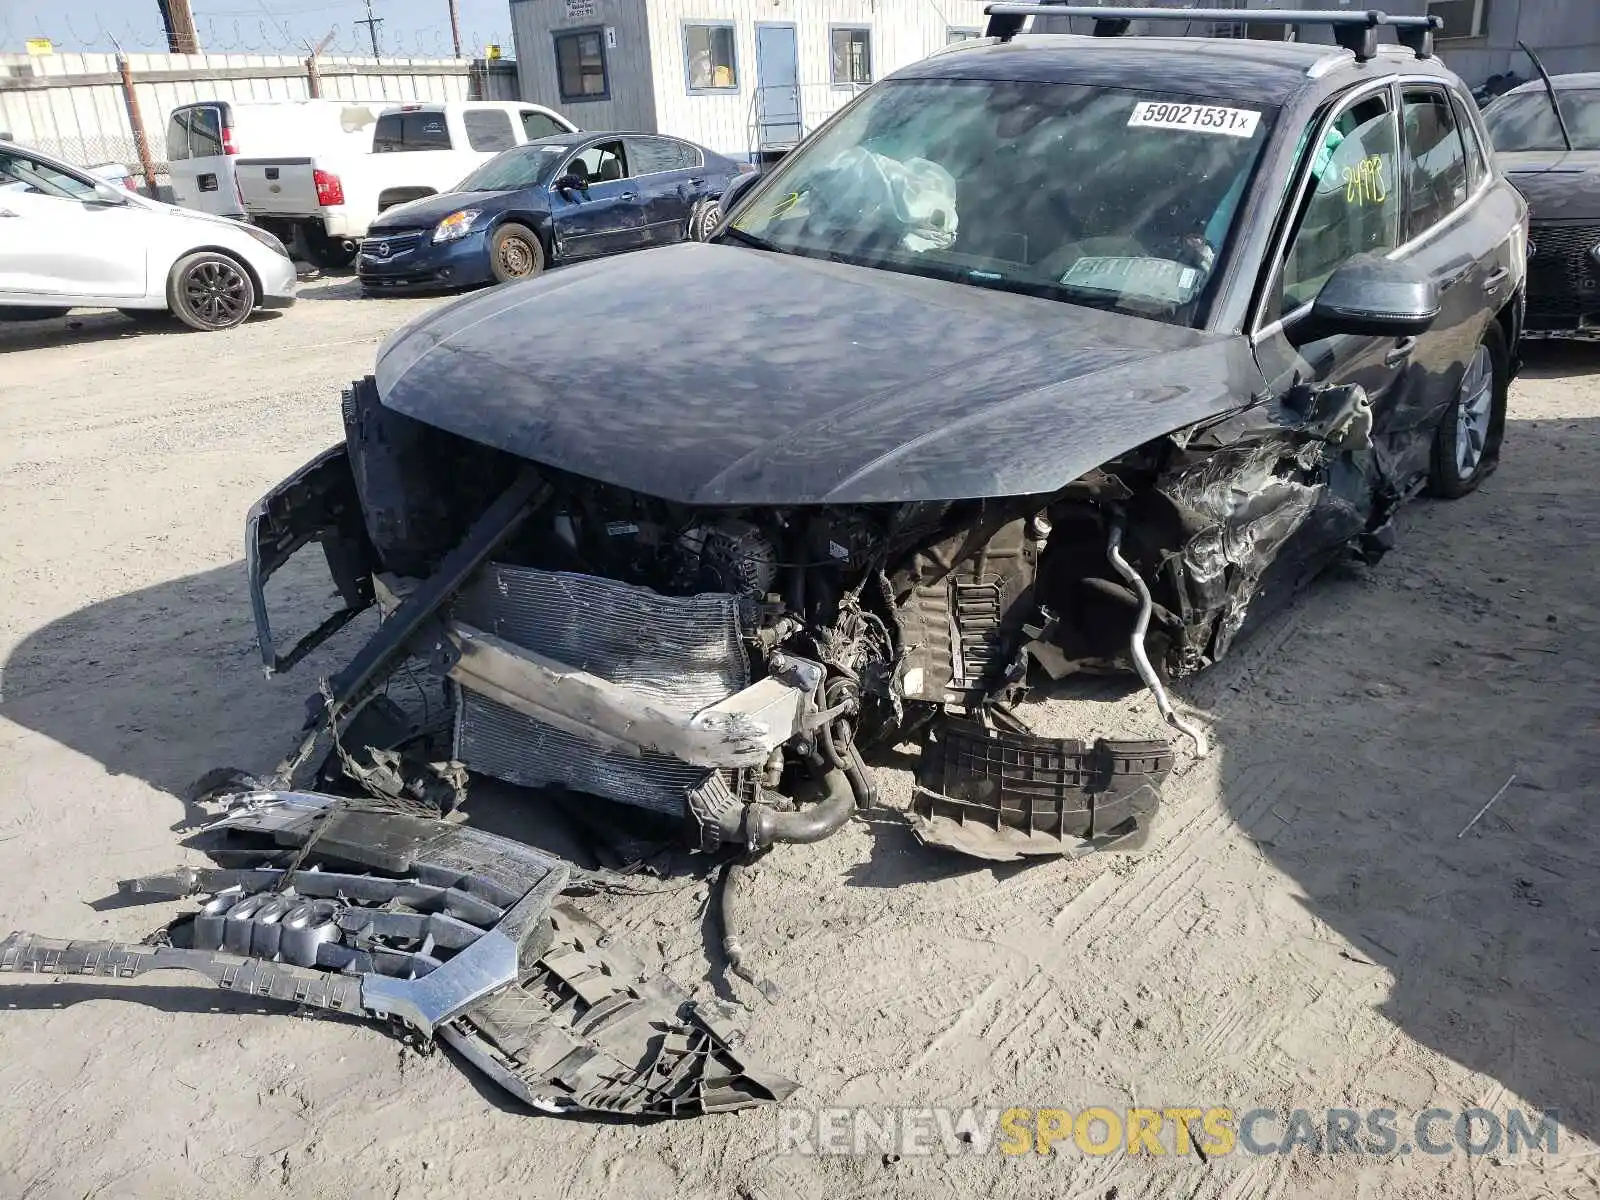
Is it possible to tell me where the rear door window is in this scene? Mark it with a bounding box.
[166,110,193,162]
[464,109,516,152]
[520,109,567,140]
[624,135,695,175]
[190,105,224,158]
[373,111,452,152]
[1401,87,1471,240]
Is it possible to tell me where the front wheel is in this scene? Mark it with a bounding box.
[167,251,256,331]
[1427,323,1507,498]
[489,223,545,284]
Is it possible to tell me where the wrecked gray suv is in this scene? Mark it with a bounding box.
[2,7,1532,1126]
[248,14,1527,863]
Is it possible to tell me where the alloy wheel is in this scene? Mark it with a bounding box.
[182,259,249,328]
[1455,343,1493,480]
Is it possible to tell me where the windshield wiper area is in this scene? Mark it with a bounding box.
[718,226,783,254]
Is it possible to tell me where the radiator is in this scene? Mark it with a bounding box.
[451,564,752,815]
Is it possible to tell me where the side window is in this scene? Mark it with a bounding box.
[371,113,405,152]
[1401,87,1470,239]
[568,140,628,185]
[670,139,702,170]
[830,27,873,85]
[555,28,609,101]
[166,111,193,162]
[624,135,695,174]
[520,110,566,140]
[1450,90,1490,191]
[684,23,738,92]
[190,106,224,158]
[0,150,96,199]
[464,109,516,152]
[1277,91,1402,317]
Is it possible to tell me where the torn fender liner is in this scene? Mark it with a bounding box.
[0,793,794,1120]
[909,718,1172,862]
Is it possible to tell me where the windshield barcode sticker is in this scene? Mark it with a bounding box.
[1128,101,1260,138]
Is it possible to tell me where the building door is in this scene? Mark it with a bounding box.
[755,24,802,153]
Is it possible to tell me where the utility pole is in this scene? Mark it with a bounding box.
[448,0,463,58]
[157,0,201,54]
[355,0,384,58]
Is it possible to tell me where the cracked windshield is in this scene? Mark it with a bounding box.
[728,78,1276,325]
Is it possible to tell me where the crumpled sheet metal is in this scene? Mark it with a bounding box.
[0,791,795,1120]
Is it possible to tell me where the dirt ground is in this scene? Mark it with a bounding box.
[1,284,1597,1200]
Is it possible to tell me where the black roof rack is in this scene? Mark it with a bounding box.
[982,4,1442,62]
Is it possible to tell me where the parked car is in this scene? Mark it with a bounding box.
[0,141,295,330]
[248,9,1525,865]
[85,161,138,191]
[166,99,387,220]
[1482,73,1600,336]
[237,101,578,269]
[357,132,748,293]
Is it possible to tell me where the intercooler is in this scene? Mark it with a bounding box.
[450,563,753,815]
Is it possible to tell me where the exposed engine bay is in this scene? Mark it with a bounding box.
[240,372,1388,864]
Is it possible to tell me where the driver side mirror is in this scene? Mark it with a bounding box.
[90,180,129,206]
[1288,253,1441,346]
[717,168,761,218]
[553,173,587,199]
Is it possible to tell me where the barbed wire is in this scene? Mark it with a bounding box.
[2,12,508,58]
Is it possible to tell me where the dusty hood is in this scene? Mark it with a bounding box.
[1499,150,1600,220]
[375,242,1261,505]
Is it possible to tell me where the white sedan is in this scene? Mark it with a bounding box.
[0,142,296,331]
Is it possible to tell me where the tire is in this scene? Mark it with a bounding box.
[690,197,721,242]
[167,251,256,332]
[489,223,545,284]
[1427,322,1507,499]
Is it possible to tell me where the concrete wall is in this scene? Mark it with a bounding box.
[510,0,657,133]
[511,0,990,159]
[0,50,517,173]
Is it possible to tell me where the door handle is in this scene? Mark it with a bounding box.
[1384,336,1418,367]
[1482,266,1510,294]
[618,191,639,200]
[0,207,17,218]
[687,176,705,186]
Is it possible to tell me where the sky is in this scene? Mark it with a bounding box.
[1,0,515,57]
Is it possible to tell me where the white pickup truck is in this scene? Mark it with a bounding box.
[236,101,577,267]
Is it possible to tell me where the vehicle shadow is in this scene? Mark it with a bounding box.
[1199,411,1600,1143]
[1518,338,1600,380]
[0,308,284,353]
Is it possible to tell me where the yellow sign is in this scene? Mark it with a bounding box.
[485,43,502,60]
[25,38,54,55]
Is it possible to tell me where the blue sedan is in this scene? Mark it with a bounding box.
[357,132,748,294]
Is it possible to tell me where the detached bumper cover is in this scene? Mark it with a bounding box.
[0,790,795,1120]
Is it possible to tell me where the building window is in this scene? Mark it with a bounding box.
[831,27,872,85]
[1427,0,1487,40]
[685,22,737,92]
[554,27,609,102]
[947,28,982,44]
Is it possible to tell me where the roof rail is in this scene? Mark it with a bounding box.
[982,4,1442,62]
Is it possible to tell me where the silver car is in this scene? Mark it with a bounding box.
[0,141,296,331]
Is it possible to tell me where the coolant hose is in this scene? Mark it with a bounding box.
[721,767,857,848]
